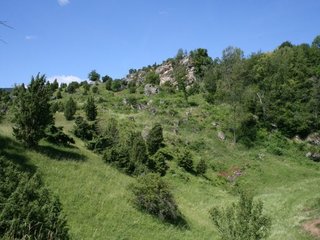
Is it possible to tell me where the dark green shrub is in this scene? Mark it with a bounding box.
[0,157,69,239]
[45,124,75,146]
[130,173,182,224]
[65,81,79,93]
[196,159,207,176]
[92,85,99,94]
[84,96,97,121]
[73,116,96,141]
[177,149,194,173]
[210,191,271,240]
[148,150,169,176]
[64,97,77,120]
[128,81,137,93]
[146,123,164,155]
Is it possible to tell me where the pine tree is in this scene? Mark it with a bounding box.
[146,123,164,155]
[196,159,207,175]
[12,74,53,147]
[64,97,77,120]
[85,96,97,121]
[177,149,194,173]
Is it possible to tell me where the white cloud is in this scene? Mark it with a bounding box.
[25,35,37,41]
[58,0,70,6]
[48,75,83,85]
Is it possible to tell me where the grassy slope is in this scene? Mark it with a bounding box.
[1,84,320,239]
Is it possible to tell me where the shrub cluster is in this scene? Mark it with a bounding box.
[0,157,69,239]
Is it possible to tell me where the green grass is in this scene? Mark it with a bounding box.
[1,86,320,239]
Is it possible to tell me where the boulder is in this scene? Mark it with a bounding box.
[306,152,320,162]
[306,133,320,146]
[217,131,226,141]
[144,84,159,96]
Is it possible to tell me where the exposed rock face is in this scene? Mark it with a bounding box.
[144,84,159,96]
[124,56,197,88]
[155,61,174,86]
[306,133,320,146]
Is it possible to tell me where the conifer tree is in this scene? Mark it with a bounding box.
[85,96,97,121]
[12,74,53,147]
[64,97,77,120]
[146,123,164,155]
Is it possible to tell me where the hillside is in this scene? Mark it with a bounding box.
[1,37,320,239]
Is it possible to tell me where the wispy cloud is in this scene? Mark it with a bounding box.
[58,0,70,6]
[48,75,83,85]
[25,35,37,41]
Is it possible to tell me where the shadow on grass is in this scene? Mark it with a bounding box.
[0,135,37,173]
[36,145,86,162]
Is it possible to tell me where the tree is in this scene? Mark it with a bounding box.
[65,81,80,93]
[177,149,194,173]
[88,70,100,82]
[210,191,271,240]
[128,131,149,174]
[190,48,213,78]
[174,64,189,104]
[51,79,59,92]
[312,35,320,48]
[84,96,97,121]
[220,46,245,144]
[196,159,207,175]
[146,123,164,155]
[102,74,112,83]
[105,78,112,90]
[64,97,77,120]
[130,173,182,224]
[12,74,53,147]
[203,65,219,103]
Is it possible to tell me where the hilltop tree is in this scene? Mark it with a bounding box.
[312,35,320,48]
[51,79,59,92]
[102,74,112,83]
[64,97,77,120]
[12,74,53,147]
[146,123,164,155]
[88,70,100,82]
[85,96,97,121]
[174,65,189,103]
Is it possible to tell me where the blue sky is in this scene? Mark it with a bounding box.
[0,0,319,87]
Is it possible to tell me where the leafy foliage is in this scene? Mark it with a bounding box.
[0,156,69,239]
[85,96,97,121]
[45,124,75,146]
[148,150,169,176]
[146,123,164,155]
[88,70,100,82]
[210,191,271,240]
[64,97,77,120]
[145,71,160,85]
[196,159,207,176]
[177,149,194,173]
[12,74,53,147]
[73,116,96,141]
[130,173,182,224]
